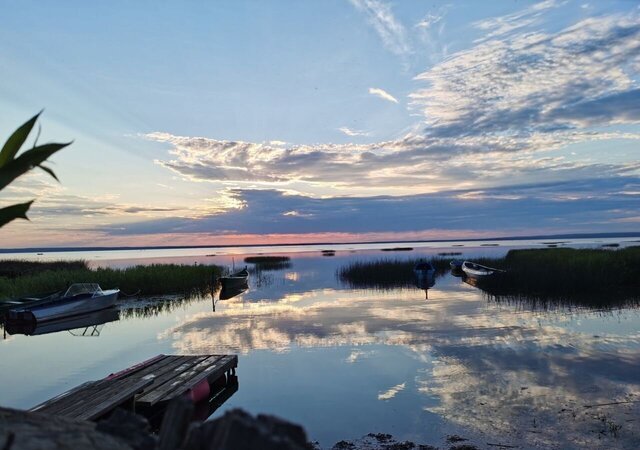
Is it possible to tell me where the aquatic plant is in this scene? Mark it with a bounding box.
[0,263,223,299]
[0,112,71,227]
[337,258,449,289]
[244,256,292,271]
[0,259,89,278]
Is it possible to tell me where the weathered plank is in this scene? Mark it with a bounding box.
[137,355,237,406]
[136,356,223,406]
[75,378,153,421]
[30,380,97,412]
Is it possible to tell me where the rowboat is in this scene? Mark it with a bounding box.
[461,261,505,279]
[219,267,249,290]
[6,283,119,323]
[450,259,463,273]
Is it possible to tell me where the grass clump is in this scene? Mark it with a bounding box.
[474,247,640,307]
[380,247,413,252]
[0,259,88,278]
[337,258,449,289]
[244,255,291,271]
[0,262,223,300]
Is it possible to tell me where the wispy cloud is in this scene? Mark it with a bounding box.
[368,87,398,103]
[338,126,369,137]
[349,0,410,56]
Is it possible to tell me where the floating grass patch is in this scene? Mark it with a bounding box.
[601,243,620,248]
[437,252,462,256]
[337,258,449,289]
[380,247,413,252]
[0,262,223,300]
[471,247,640,307]
[244,255,291,271]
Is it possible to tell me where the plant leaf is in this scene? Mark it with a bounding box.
[38,164,59,182]
[0,200,34,228]
[0,142,71,190]
[0,111,42,168]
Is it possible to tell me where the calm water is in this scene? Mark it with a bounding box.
[1,238,640,449]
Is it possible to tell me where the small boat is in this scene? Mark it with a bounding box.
[219,267,249,290]
[0,290,63,314]
[219,283,249,301]
[450,260,464,272]
[5,308,120,336]
[6,283,119,323]
[461,261,505,279]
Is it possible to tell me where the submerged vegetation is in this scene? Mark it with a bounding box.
[337,258,449,289]
[0,261,222,299]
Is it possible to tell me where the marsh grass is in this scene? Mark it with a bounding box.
[0,259,88,278]
[380,247,413,252]
[474,247,640,308]
[244,256,292,271]
[337,258,449,289]
[0,262,223,299]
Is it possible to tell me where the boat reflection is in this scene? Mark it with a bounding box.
[4,308,120,337]
[219,282,249,301]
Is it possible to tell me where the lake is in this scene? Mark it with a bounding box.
[1,237,639,449]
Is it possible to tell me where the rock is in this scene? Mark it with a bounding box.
[0,407,132,450]
[183,408,312,450]
[97,409,156,450]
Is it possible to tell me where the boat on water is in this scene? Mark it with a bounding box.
[5,283,119,323]
[0,290,63,314]
[4,308,120,336]
[219,283,248,301]
[461,261,505,279]
[450,259,464,273]
[219,267,249,290]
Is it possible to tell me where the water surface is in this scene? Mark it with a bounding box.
[1,239,639,449]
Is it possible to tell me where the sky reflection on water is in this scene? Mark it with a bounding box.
[1,244,640,449]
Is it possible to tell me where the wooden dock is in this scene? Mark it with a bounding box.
[30,354,238,422]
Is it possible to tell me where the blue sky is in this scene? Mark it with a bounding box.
[1,0,639,247]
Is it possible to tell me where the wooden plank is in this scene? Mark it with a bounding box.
[136,356,223,406]
[74,378,153,421]
[135,356,210,399]
[34,380,111,416]
[54,377,150,419]
[108,355,181,381]
[30,381,98,412]
[138,355,236,406]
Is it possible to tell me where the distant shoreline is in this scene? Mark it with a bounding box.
[1,231,638,254]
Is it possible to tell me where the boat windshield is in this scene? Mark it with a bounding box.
[63,283,103,298]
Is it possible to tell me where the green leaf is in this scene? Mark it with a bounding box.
[0,141,71,190]
[0,200,34,228]
[0,111,42,168]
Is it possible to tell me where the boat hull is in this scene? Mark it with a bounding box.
[7,290,119,323]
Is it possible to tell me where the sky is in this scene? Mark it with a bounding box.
[1,0,639,248]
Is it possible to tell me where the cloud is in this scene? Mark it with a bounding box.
[368,87,399,103]
[411,13,640,137]
[97,176,640,237]
[338,127,369,137]
[349,0,410,56]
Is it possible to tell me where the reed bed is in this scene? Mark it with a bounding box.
[0,263,223,300]
[478,247,640,295]
[337,258,449,289]
[244,255,292,271]
[0,260,89,278]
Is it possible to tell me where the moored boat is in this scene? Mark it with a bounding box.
[450,259,463,273]
[461,261,505,279]
[6,283,119,323]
